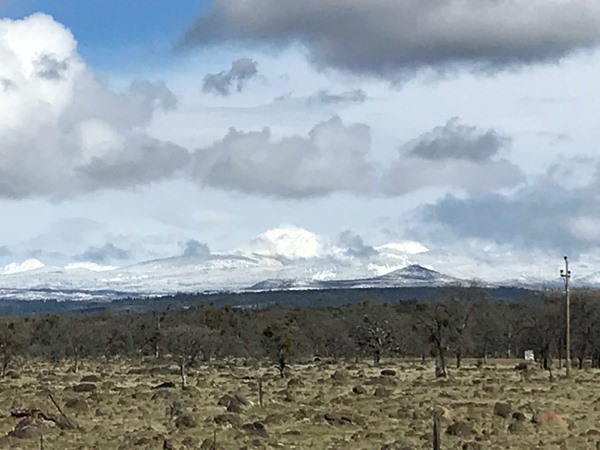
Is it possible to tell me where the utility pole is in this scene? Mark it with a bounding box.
[560,256,571,378]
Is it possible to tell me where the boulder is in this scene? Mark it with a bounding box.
[446,421,475,437]
[493,402,512,418]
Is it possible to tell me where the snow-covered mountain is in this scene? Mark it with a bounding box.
[0,226,586,301]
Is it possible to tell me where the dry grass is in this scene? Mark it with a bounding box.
[0,358,597,449]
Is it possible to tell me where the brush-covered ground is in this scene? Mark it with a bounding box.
[0,357,597,449]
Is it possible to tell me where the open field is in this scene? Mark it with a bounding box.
[0,358,597,449]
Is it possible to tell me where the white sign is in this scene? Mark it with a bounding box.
[524,350,535,361]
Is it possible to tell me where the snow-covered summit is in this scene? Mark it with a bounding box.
[0,259,46,275]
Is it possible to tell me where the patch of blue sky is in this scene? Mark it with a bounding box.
[0,0,210,70]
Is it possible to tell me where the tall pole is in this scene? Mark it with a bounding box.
[560,256,571,378]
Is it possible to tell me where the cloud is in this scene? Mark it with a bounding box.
[193,116,376,198]
[0,14,189,199]
[0,246,11,258]
[419,158,600,253]
[380,119,523,195]
[182,240,211,258]
[307,89,367,105]
[406,117,510,162]
[203,58,259,96]
[183,0,600,79]
[80,243,130,263]
[190,116,522,198]
[338,230,377,259]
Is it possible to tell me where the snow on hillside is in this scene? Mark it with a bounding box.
[0,259,46,275]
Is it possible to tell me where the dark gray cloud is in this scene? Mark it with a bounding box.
[203,58,259,96]
[36,54,69,80]
[76,137,191,192]
[80,243,130,263]
[420,159,600,252]
[183,1,600,78]
[182,240,211,258]
[338,231,377,258]
[406,118,510,162]
[193,116,376,198]
[380,119,524,195]
[307,89,367,105]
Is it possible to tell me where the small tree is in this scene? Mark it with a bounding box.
[261,323,294,378]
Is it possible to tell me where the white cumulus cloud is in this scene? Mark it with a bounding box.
[0,14,189,199]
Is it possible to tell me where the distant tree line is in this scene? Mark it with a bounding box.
[0,286,599,379]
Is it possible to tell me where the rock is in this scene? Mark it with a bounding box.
[493,402,512,418]
[152,381,176,389]
[242,421,268,438]
[227,401,243,414]
[508,421,528,435]
[532,411,568,429]
[353,385,368,395]
[446,421,475,437]
[514,362,529,371]
[72,383,97,393]
[323,412,365,426]
[381,369,397,376]
[175,413,197,429]
[512,412,526,422]
[7,417,44,439]
[214,414,242,428]
[218,393,249,412]
[64,397,88,412]
[80,375,101,383]
[287,378,305,389]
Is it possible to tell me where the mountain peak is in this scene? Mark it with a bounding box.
[1,259,46,275]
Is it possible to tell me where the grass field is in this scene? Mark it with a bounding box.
[0,358,595,449]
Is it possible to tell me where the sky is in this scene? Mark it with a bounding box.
[1,0,600,281]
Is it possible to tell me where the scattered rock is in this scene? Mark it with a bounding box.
[242,421,268,438]
[512,412,526,422]
[72,383,97,393]
[323,412,365,426]
[152,381,176,389]
[214,414,242,428]
[446,421,475,437]
[7,417,44,439]
[493,402,512,418]
[508,421,528,435]
[218,393,249,412]
[175,413,197,429]
[514,362,529,371]
[353,385,368,395]
[80,375,101,383]
[64,397,88,412]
